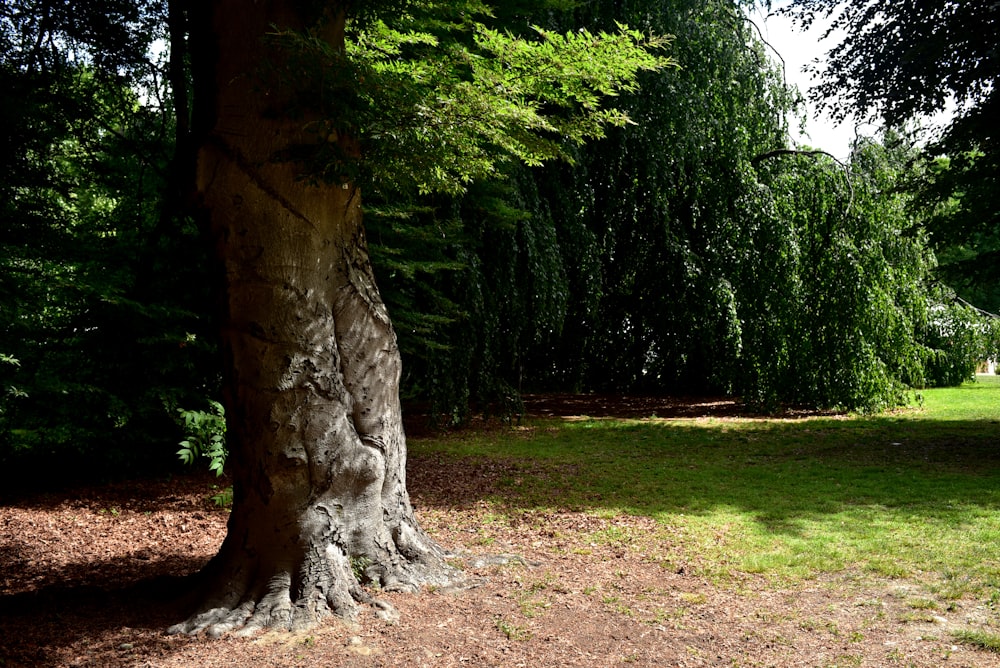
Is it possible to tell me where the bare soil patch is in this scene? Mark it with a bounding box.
[2,396,997,667]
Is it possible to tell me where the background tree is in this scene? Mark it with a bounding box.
[429,0,939,411]
[781,0,1000,314]
[396,0,797,413]
[0,0,217,486]
[553,0,792,396]
[368,0,956,415]
[743,136,935,409]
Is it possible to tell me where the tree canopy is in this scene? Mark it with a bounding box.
[782,0,998,127]
[263,0,672,195]
[1,0,997,492]
[781,0,1000,315]
[384,0,975,415]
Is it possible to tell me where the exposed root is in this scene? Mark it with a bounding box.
[168,542,464,637]
[461,553,543,569]
[167,603,254,638]
[372,600,399,624]
[168,580,364,638]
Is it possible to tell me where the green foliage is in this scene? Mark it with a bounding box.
[408,0,800,405]
[268,3,674,195]
[780,0,997,128]
[369,171,564,421]
[350,555,373,583]
[552,0,758,392]
[438,169,572,416]
[175,400,227,477]
[782,0,1000,322]
[366,202,466,366]
[565,0,793,396]
[738,136,936,410]
[0,3,220,487]
[3,0,990,462]
[208,485,233,508]
[372,0,952,415]
[922,298,1000,387]
[917,151,1000,316]
[952,629,1000,654]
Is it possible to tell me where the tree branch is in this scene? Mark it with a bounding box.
[739,12,787,89]
[751,148,846,169]
[955,295,1000,320]
[751,148,854,213]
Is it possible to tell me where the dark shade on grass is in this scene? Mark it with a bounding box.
[411,378,1000,590]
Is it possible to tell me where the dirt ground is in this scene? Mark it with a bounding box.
[2,396,998,667]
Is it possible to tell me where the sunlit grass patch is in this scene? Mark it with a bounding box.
[677,591,706,604]
[411,379,1000,606]
[953,628,1000,653]
[494,615,531,641]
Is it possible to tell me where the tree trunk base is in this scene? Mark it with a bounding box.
[168,537,465,637]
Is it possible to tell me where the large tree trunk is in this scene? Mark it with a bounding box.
[170,0,457,636]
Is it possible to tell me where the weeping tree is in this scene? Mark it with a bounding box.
[513,0,794,395]
[477,0,939,410]
[782,0,1000,314]
[355,0,946,416]
[356,0,790,413]
[742,136,935,410]
[168,0,670,634]
[349,0,997,415]
[782,0,1000,384]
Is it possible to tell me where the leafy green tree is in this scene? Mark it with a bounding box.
[512,0,793,396]
[919,152,1000,316]
[387,166,577,422]
[353,0,951,417]
[463,0,941,411]
[781,0,1000,313]
[0,0,218,484]
[922,297,1000,386]
[744,135,935,410]
[163,0,670,635]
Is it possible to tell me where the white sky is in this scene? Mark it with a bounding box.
[754,7,955,161]
[755,8,873,161]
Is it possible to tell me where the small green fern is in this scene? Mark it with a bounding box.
[175,400,228,476]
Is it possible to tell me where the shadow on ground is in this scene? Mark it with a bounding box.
[0,561,206,667]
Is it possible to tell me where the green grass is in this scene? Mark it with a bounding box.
[411,377,1000,599]
[953,628,1000,652]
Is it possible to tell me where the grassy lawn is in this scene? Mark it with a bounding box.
[411,375,1000,606]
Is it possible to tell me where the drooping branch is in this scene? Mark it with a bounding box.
[955,295,1000,321]
[751,147,845,169]
[752,147,854,212]
[733,11,787,88]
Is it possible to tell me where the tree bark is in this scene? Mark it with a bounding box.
[170,0,457,636]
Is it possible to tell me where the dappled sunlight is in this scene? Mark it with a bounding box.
[410,384,1000,595]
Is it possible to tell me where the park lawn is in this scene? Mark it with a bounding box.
[410,376,1000,609]
[3,380,998,666]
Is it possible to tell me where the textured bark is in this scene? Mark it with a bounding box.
[169,0,458,636]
